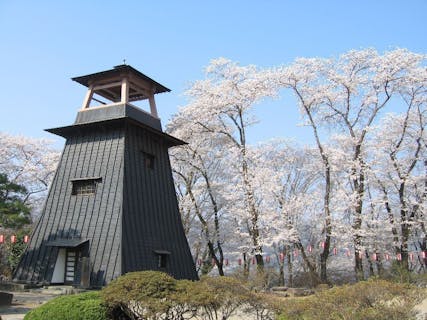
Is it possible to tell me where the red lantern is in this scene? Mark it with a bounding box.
[333,247,338,255]
[396,253,402,261]
[320,242,325,249]
[23,235,29,243]
[422,251,426,259]
[307,245,312,253]
[10,235,16,243]
[409,253,414,261]
[0,235,4,244]
[238,258,242,266]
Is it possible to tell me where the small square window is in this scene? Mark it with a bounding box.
[142,152,155,169]
[71,178,101,196]
[154,250,170,268]
[158,254,167,268]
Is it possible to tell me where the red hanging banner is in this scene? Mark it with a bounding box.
[422,251,426,259]
[320,241,325,249]
[225,259,229,266]
[409,253,414,261]
[23,235,29,243]
[333,247,338,255]
[385,253,390,261]
[10,235,17,243]
[238,258,242,266]
[396,253,402,261]
[0,235,4,244]
[197,259,202,266]
[307,245,312,253]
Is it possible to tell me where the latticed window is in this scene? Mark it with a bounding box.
[71,178,101,196]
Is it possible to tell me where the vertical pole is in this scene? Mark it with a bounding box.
[121,78,129,104]
[81,85,94,110]
[149,94,159,118]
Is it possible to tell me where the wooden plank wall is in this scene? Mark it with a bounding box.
[122,123,197,280]
[14,119,197,287]
[14,127,124,287]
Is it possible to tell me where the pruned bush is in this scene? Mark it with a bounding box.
[243,291,282,320]
[197,276,251,319]
[24,291,106,320]
[277,279,425,320]
[101,271,178,319]
[101,271,278,320]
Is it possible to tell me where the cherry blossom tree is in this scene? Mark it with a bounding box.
[274,48,427,280]
[0,132,60,216]
[170,58,276,273]
[369,103,426,271]
[255,140,323,285]
[168,49,426,282]
[168,115,229,276]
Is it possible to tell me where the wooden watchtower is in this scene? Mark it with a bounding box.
[13,65,197,287]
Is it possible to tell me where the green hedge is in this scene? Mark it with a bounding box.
[24,291,107,320]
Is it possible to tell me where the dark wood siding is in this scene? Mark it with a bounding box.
[14,109,197,287]
[122,123,197,280]
[14,127,124,287]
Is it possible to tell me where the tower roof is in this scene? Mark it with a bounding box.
[72,65,170,104]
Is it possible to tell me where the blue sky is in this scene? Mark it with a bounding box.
[0,1,426,147]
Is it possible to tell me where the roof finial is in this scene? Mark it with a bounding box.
[123,59,127,65]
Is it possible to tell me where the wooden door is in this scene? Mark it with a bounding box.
[64,250,78,284]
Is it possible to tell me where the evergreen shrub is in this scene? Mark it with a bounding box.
[24,291,106,320]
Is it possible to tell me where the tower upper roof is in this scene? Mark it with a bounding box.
[72,65,170,104]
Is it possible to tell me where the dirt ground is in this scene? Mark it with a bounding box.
[0,291,58,320]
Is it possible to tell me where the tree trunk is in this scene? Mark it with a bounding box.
[319,236,331,283]
[287,248,293,287]
[319,163,332,283]
[300,102,332,284]
[376,254,384,276]
[352,146,366,281]
[243,252,250,279]
[295,242,321,285]
[278,260,285,286]
[365,250,374,277]
[241,155,264,273]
